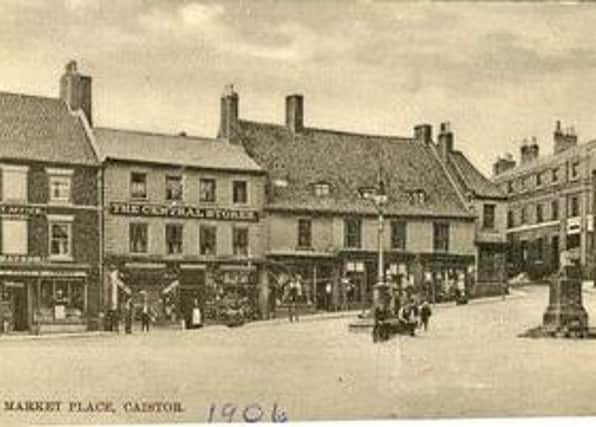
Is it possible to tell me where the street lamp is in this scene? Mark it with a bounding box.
[359,179,388,310]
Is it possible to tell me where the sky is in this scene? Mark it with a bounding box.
[2,0,596,175]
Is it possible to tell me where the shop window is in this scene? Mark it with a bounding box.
[165,224,183,255]
[233,181,248,204]
[165,175,183,201]
[570,195,580,217]
[47,168,73,204]
[49,219,72,259]
[1,219,27,254]
[199,225,217,256]
[297,218,312,248]
[482,204,496,229]
[199,178,216,202]
[520,206,527,224]
[130,172,147,199]
[0,164,28,202]
[233,227,249,256]
[129,223,148,253]
[390,220,407,250]
[536,203,543,223]
[551,200,559,220]
[344,218,362,248]
[433,222,449,252]
[34,279,85,323]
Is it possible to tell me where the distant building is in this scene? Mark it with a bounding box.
[493,121,596,278]
[0,61,101,334]
[219,89,506,308]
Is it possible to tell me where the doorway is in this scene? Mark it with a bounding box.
[6,283,28,331]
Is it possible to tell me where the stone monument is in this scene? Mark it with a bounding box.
[542,250,589,337]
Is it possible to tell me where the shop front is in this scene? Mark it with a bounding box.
[0,259,90,334]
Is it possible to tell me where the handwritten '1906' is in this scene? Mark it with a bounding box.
[207,402,288,423]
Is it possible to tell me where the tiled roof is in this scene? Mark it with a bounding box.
[0,91,98,165]
[447,151,505,199]
[235,120,472,218]
[94,127,263,173]
[493,139,596,182]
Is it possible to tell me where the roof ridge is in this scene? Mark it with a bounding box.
[0,90,60,103]
[95,126,220,143]
[239,119,413,141]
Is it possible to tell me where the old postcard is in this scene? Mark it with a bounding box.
[0,1,596,426]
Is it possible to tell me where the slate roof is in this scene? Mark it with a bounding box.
[94,127,263,173]
[0,91,98,165]
[447,151,506,199]
[235,120,472,218]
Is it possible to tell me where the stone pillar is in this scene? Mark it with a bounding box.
[258,267,270,320]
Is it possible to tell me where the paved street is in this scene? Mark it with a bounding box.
[2,285,596,425]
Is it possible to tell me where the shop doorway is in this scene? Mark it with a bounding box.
[6,283,28,331]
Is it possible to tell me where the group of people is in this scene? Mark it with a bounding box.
[373,297,433,341]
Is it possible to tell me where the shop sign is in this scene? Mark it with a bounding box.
[0,205,45,216]
[110,202,259,222]
[0,254,44,264]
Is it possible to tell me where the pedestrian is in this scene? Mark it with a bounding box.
[398,302,416,336]
[288,279,299,322]
[124,297,133,334]
[191,298,203,329]
[419,300,432,331]
[141,296,151,332]
[325,282,333,311]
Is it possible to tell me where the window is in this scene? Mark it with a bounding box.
[570,196,580,217]
[48,169,72,203]
[199,225,217,255]
[433,222,449,252]
[507,181,514,194]
[482,204,496,229]
[344,218,362,248]
[165,176,183,201]
[390,220,407,250]
[536,203,543,223]
[130,173,147,199]
[536,172,543,187]
[297,218,312,248]
[233,227,249,256]
[551,200,559,220]
[49,221,72,258]
[552,168,559,183]
[507,211,514,228]
[1,219,27,254]
[571,161,580,180]
[314,183,330,197]
[34,279,86,323]
[408,189,427,205]
[520,206,527,224]
[165,224,183,255]
[535,237,544,261]
[1,164,28,201]
[233,181,248,204]
[129,223,148,253]
[199,179,216,202]
[520,177,527,191]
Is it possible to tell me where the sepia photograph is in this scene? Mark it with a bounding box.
[1,1,596,425]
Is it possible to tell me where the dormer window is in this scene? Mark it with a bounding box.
[407,189,427,205]
[313,182,330,197]
[358,186,377,199]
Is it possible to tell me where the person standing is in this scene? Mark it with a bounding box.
[325,282,333,311]
[124,297,133,334]
[191,298,203,329]
[419,300,432,331]
[141,296,151,332]
[288,279,299,322]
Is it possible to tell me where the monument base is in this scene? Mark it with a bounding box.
[542,272,589,337]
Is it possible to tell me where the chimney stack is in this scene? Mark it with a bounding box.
[520,138,531,164]
[285,94,304,134]
[554,120,577,154]
[437,122,454,161]
[528,136,539,161]
[493,153,516,176]
[414,124,432,144]
[60,60,92,126]
[218,84,239,141]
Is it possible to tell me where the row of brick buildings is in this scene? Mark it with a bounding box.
[0,62,507,334]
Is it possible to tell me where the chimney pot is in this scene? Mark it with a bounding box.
[286,94,304,134]
[60,60,92,126]
[414,124,432,144]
